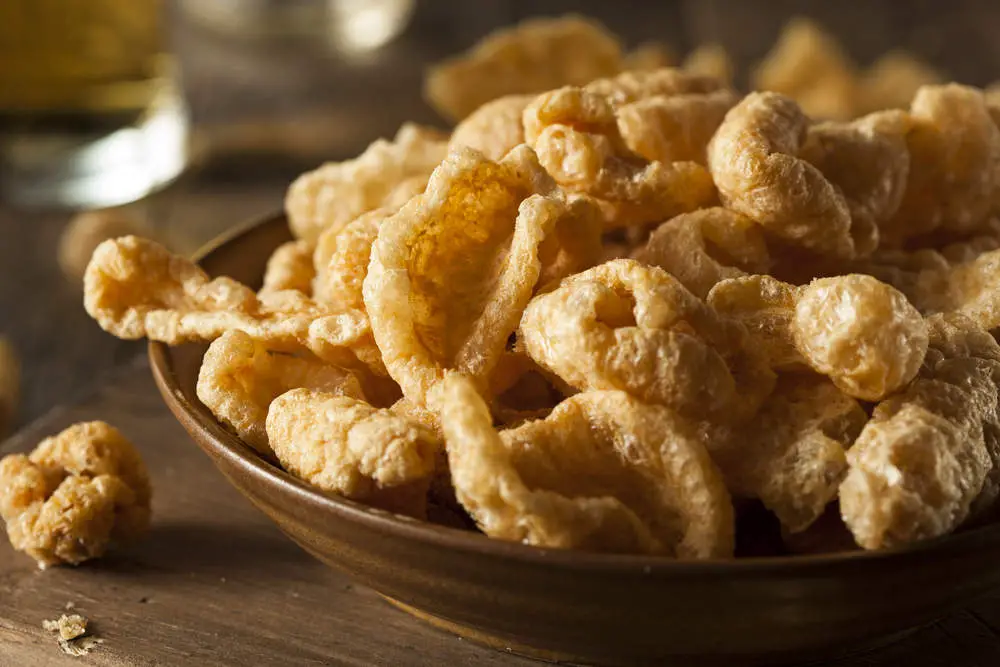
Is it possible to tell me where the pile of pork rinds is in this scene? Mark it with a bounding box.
[81,15,1000,559]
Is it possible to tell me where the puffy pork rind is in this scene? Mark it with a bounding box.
[423,15,622,121]
[840,314,1000,549]
[434,374,734,557]
[266,388,441,518]
[58,208,144,284]
[704,374,867,533]
[858,51,942,114]
[883,84,1000,244]
[584,68,723,107]
[707,92,858,259]
[623,42,677,71]
[751,18,857,121]
[0,421,151,568]
[260,240,315,296]
[285,123,447,244]
[708,274,928,400]
[0,337,19,436]
[524,85,716,229]
[84,236,379,373]
[634,207,772,298]
[682,43,734,85]
[936,249,1000,330]
[520,259,774,421]
[364,146,597,406]
[448,94,535,160]
[197,330,366,456]
[313,209,386,311]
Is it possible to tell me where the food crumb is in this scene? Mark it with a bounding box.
[43,613,103,656]
[64,601,75,611]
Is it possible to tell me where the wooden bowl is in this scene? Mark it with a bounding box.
[150,213,1000,666]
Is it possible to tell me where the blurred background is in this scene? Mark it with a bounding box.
[1,0,999,432]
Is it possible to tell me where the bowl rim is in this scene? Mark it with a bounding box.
[149,211,1000,575]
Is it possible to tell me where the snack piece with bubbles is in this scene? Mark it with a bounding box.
[448,94,535,160]
[260,240,315,296]
[0,422,151,568]
[434,374,734,557]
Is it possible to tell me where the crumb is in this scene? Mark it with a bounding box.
[42,613,88,641]
[64,601,75,610]
[59,636,104,657]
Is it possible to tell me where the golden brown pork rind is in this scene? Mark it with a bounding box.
[584,68,723,106]
[682,43,734,85]
[840,314,1000,549]
[448,94,535,160]
[0,422,150,568]
[858,51,942,114]
[260,240,315,296]
[196,330,366,456]
[424,15,622,121]
[266,388,441,518]
[312,209,386,311]
[364,146,597,406]
[434,374,734,558]
[285,124,447,244]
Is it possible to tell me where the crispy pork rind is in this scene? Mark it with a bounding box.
[883,84,1000,244]
[84,236,380,374]
[840,315,1000,549]
[634,207,772,298]
[266,388,441,518]
[197,330,366,456]
[584,68,723,107]
[623,42,677,72]
[520,259,773,421]
[751,18,857,121]
[707,92,859,259]
[434,374,734,557]
[524,85,716,229]
[364,146,596,406]
[448,94,535,160]
[0,422,151,568]
[682,43,734,85]
[423,15,622,122]
[704,374,867,533]
[312,209,386,311]
[260,240,315,296]
[937,248,1000,330]
[0,337,19,436]
[858,51,942,114]
[709,274,928,400]
[285,123,447,244]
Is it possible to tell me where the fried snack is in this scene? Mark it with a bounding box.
[752,18,857,121]
[858,51,942,114]
[704,374,867,532]
[448,94,535,160]
[623,42,677,71]
[524,86,716,229]
[0,422,151,568]
[634,207,772,298]
[260,240,315,296]
[616,89,738,166]
[584,68,723,107]
[197,330,366,455]
[840,315,1000,549]
[883,84,1000,244]
[435,374,734,558]
[84,236,378,372]
[489,350,567,426]
[313,209,386,311]
[936,248,1000,331]
[364,146,594,406]
[709,274,928,400]
[708,92,857,259]
[424,15,622,121]
[266,388,441,518]
[682,43,734,85]
[520,259,772,420]
[285,123,447,244]
[58,208,144,284]
[0,337,19,436]
[799,110,913,257]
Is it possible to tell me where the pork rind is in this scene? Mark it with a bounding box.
[58,208,144,284]
[0,422,151,568]
[424,15,622,122]
[197,330,366,456]
[448,94,535,160]
[0,337,19,436]
[520,259,773,420]
[584,68,723,107]
[704,374,867,533]
[936,249,1000,330]
[709,274,928,400]
[364,146,596,406]
[708,92,858,259]
[260,240,315,296]
[84,236,378,373]
[751,18,857,121]
[434,374,734,557]
[313,209,386,311]
[858,51,942,114]
[840,314,1000,549]
[634,207,772,298]
[682,43,734,85]
[285,123,447,243]
[883,84,1000,244]
[524,85,716,229]
[266,388,441,518]
[623,42,677,71]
